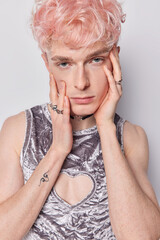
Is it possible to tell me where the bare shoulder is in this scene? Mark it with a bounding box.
[123,121,160,209]
[0,111,26,157]
[123,120,149,171]
[123,120,148,146]
[0,112,26,203]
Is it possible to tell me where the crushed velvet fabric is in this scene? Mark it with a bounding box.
[20,103,126,240]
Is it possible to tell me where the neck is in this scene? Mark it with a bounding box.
[71,115,96,131]
[47,103,96,131]
[70,113,94,120]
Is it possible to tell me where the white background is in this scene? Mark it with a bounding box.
[0,0,160,204]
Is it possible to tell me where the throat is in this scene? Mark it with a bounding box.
[71,115,96,131]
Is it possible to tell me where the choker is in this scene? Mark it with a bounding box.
[48,102,94,121]
[70,114,93,120]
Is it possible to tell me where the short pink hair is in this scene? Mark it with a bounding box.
[31,0,126,52]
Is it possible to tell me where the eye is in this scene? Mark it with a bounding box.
[57,62,70,68]
[91,57,104,64]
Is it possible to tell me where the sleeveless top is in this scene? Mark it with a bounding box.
[20,103,126,240]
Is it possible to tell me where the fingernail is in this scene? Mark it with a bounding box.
[49,73,52,79]
[50,74,54,84]
[49,74,52,85]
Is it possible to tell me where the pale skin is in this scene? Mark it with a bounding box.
[0,40,159,240]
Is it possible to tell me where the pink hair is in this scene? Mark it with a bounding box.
[31,0,126,52]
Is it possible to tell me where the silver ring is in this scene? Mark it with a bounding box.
[56,109,64,114]
[115,79,123,85]
[49,102,63,115]
[49,102,57,111]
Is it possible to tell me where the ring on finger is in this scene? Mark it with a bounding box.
[56,109,64,114]
[49,102,57,111]
[49,102,64,115]
[115,78,123,85]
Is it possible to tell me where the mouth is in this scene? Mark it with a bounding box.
[71,96,94,99]
[70,96,95,104]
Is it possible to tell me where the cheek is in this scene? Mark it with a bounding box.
[95,58,112,97]
[90,69,109,96]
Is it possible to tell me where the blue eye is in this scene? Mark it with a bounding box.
[59,62,68,68]
[94,58,101,62]
[92,58,104,63]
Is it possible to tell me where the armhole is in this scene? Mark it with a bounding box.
[120,118,126,155]
[116,116,126,155]
[20,109,33,168]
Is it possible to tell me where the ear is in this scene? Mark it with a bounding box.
[41,52,50,72]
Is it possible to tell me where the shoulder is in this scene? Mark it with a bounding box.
[3,111,25,127]
[0,111,26,157]
[123,120,148,145]
[0,112,26,203]
[123,120,149,171]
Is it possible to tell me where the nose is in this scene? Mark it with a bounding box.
[74,66,90,90]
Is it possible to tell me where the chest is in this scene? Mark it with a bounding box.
[53,172,95,206]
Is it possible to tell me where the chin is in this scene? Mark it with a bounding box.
[70,104,96,116]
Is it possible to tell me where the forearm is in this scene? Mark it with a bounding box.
[0,148,65,240]
[98,123,160,240]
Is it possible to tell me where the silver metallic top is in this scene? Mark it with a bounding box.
[20,103,126,240]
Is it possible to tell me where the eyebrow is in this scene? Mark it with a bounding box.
[51,47,111,62]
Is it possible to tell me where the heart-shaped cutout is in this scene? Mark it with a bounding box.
[54,172,94,206]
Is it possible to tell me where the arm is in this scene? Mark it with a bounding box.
[0,114,67,240]
[98,121,160,240]
[93,45,160,240]
[0,75,72,240]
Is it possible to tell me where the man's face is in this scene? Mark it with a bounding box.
[43,41,113,116]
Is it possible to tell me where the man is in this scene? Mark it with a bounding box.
[0,0,160,239]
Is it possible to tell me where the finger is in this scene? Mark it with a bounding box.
[115,81,123,96]
[49,73,60,121]
[103,66,120,99]
[63,96,71,123]
[49,73,58,104]
[110,48,123,96]
[112,45,120,58]
[110,50,122,81]
[57,80,65,113]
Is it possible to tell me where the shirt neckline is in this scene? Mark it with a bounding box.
[42,103,98,136]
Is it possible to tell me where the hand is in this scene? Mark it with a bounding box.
[49,74,73,157]
[94,45,122,128]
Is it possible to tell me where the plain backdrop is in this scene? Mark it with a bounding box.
[0,0,160,204]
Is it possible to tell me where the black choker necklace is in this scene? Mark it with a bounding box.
[70,114,93,120]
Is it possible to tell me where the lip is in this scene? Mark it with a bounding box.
[71,96,94,99]
[71,96,95,104]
